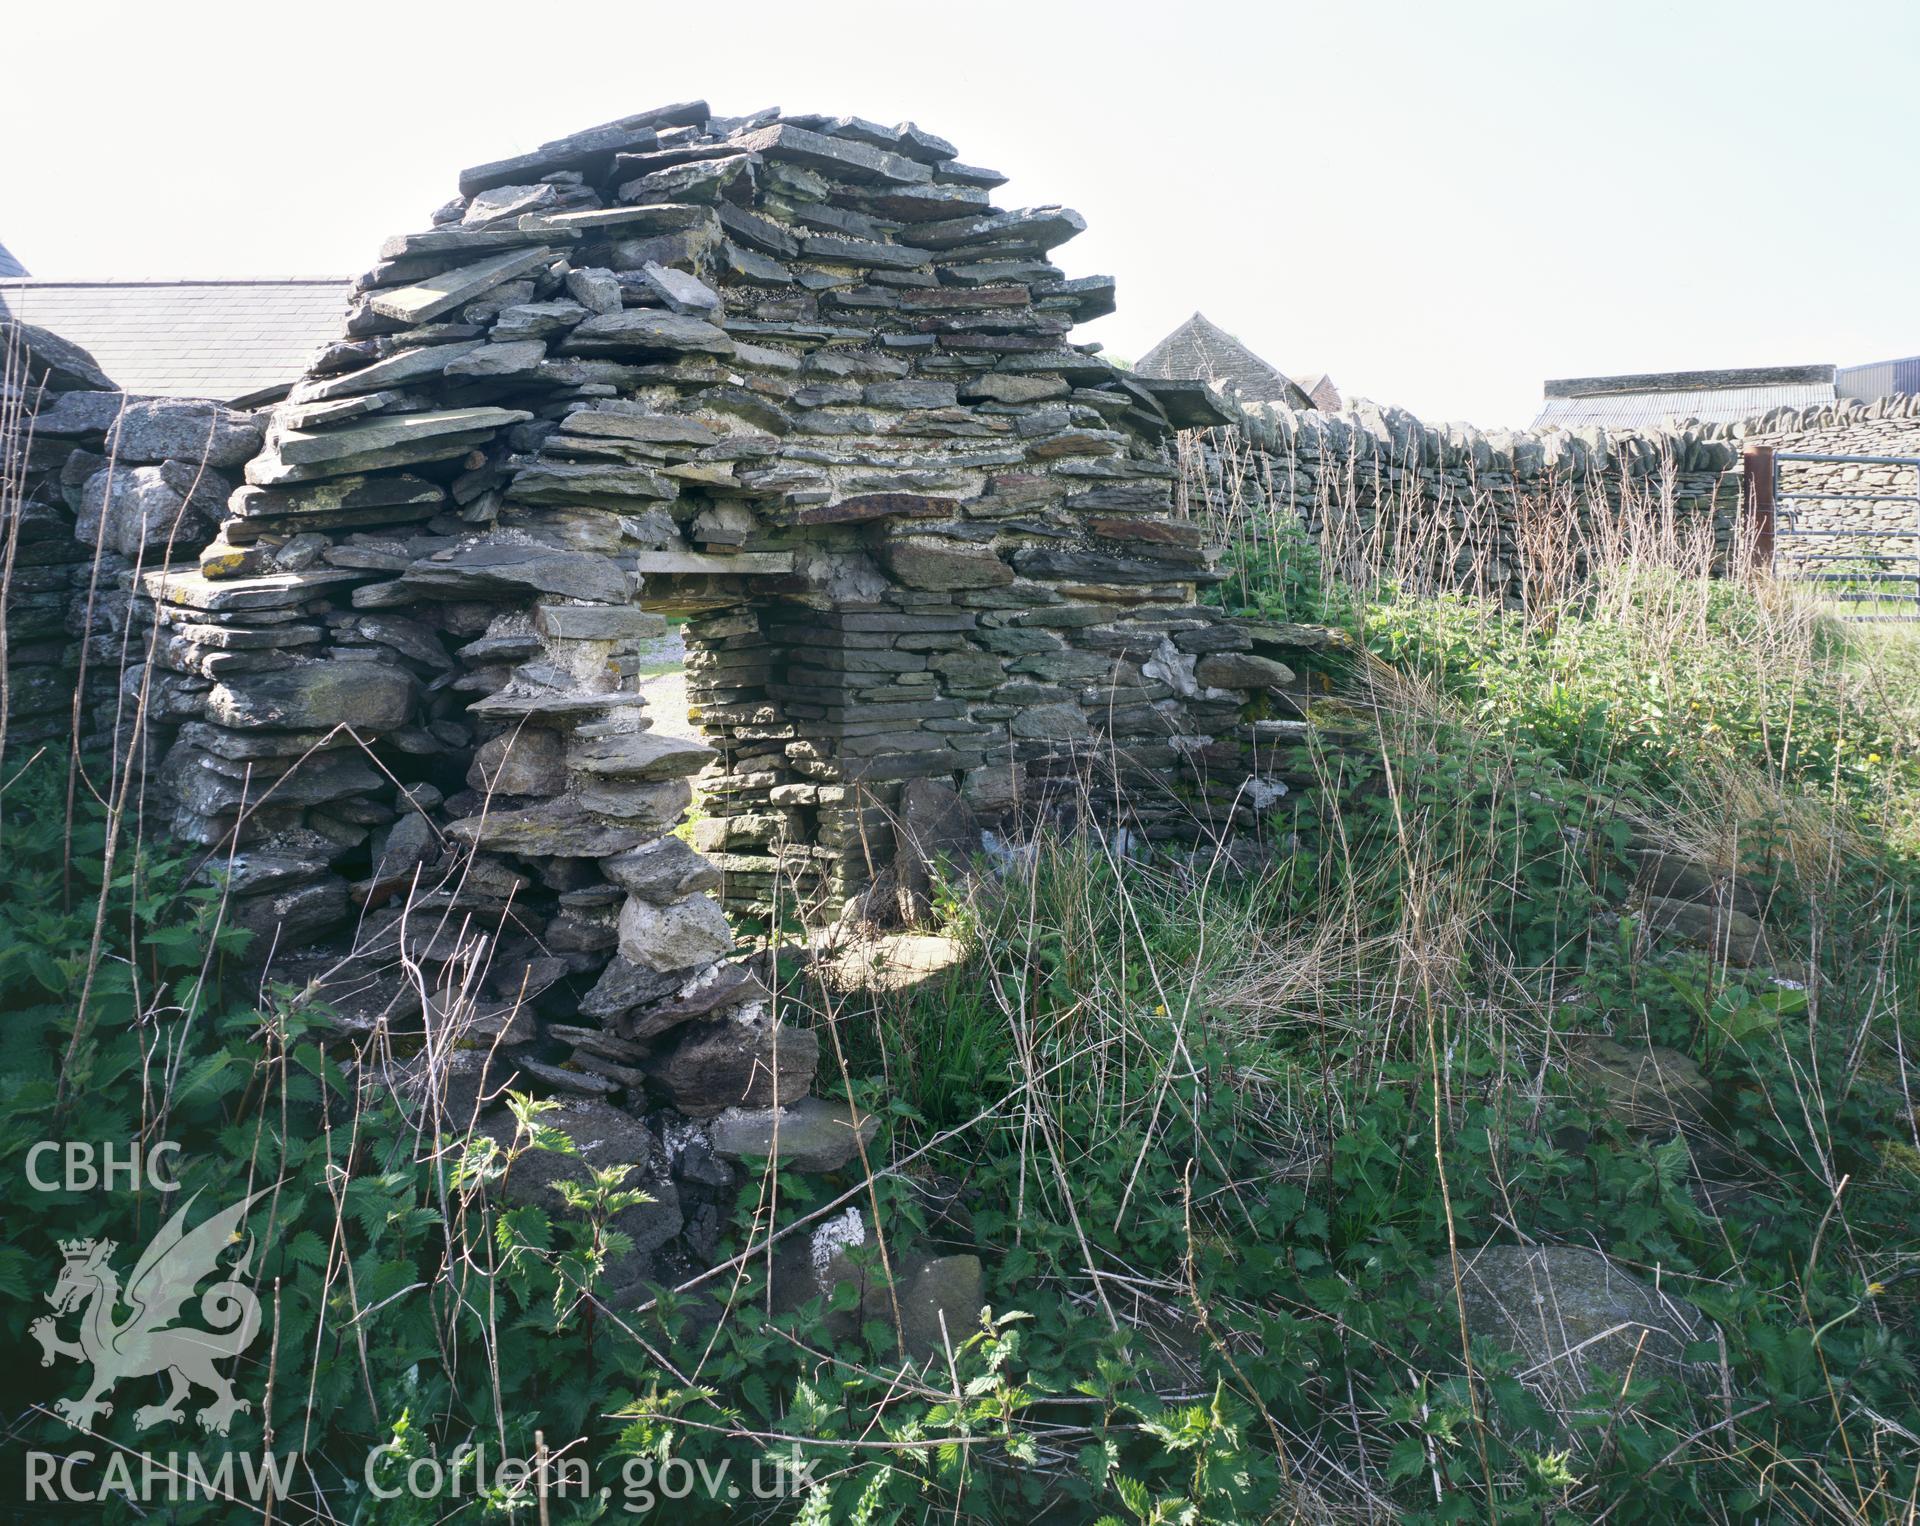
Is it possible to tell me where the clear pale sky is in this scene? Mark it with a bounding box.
[6,0,1916,427]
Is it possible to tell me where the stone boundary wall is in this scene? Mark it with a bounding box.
[1184,389,1920,600]
[2,320,264,755]
[1739,395,1920,581]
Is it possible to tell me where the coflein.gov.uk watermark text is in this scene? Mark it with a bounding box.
[25,1443,815,1513]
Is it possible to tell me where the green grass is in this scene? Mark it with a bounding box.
[6,512,1919,1520]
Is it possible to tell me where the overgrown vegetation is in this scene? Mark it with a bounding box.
[4,458,1919,1520]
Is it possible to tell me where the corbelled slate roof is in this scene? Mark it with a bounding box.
[0,240,27,279]
[0,278,349,406]
[1135,312,1315,409]
[1533,364,1837,429]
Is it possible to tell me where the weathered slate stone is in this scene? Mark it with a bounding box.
[269,407,530,468]
[465,687,650,721]
[1010,548,1185,585]
[878,538,1013,590]
[564,266,623,313]
[647,1009,816,1116]
[617,154,754,205]
[561,310,735,357]
[443,339,547,379]
[368,247,557,325]
[861,182,992,220]
[289,340,484,402]
[462,181,561,226]
[505,461,678,505]
[913,205,1086,252]
[205,661,415,730]
[26,389,126,436]
[139,566,368,612]
[1010,703,1090,741]
[617,892,733,972]
[708,1096,876,1172]
[778,492,953,527]
[800,234,933,270]
[1436,1245,1712,1414]
[556,409,718,446]
[523,201,712,234]
[7,318,115,390]
[78,460,229,556]
[1193,652,1295,689]
[229,475,445,522]
[401,541,632,603]
[622,963,768,1041]
[569,728,718,779]
[635,261,722,316]
[603,836,722,903]
[457,101,708,196]
[446,795,668,856]
[101,399,263,466]
[275,391,403,432]
[467,727,567,795]
[535,603,666,640]
[864,379,957,408]
[227,878,351,946]
[731,123,933,186]
[581,955,687,1022]
[379,228,573,260]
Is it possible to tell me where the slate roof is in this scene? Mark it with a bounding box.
[0,278,350,406]
[0,240,27,279]
[1135,312,1315,409]
[1533,365,1837,429]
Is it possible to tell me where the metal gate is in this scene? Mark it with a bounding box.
[1748,447,1920,620]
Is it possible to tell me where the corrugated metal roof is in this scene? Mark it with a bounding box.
[0,278,350,405]
[0,240,27,279]
[1837,356,1920,403]
[1532,381,1836,429]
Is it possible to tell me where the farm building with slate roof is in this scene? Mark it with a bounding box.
[1134,312,1317,409]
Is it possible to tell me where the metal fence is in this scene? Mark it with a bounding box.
[1749,448,1920,620]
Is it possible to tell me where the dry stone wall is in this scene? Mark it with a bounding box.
[2,320,265,753]
[1187,400,1742,601]
[1187,391,1920,602]
[1740,394,1920,585]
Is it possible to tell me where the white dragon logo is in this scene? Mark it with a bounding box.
[31,1187,268,1436]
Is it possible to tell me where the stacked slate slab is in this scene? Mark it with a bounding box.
[113,106,1326,1268]
[137,99,1319,936]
